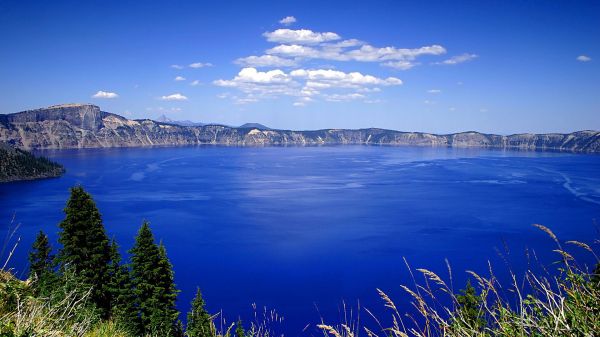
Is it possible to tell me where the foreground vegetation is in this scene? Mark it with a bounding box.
[318,225,600,337]
[0,143,64,182]
[1,186,599,336]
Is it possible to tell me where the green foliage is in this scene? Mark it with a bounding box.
[107,239,142,336]
[130,221,181,337]
[235,319,245,337]
[0,144,64,182]
[58,185,112,316]
[84,320,129,337]
[186,288,214,337]
[28,230,59,296]
[453,279,485,332]
[0,268,99,336]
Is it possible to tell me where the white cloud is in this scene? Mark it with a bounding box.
[427,89,441,94]
[345,44,446,62]
[267,42,446,65]
[175,76,186,81]
[170,64,184,69]
[324,93,365,102]
[189,62,213,68]
[383,61,418,70]
[263,29,341,45]
[235,25,476,78]
[266,44,321,58]
[279,16,297,26]
[439,53,478,65]
[92,90,119,99]
[190,80,200,86]
[214,67,401,105]
[290,69,402,87]
[160,93,188,101]
[577,55,592,62]
[215,67,291,86]
[235,55,298,67]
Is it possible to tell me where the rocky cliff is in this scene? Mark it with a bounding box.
[1,104,599,152]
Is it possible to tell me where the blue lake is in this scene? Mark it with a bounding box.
[1,146,599,335]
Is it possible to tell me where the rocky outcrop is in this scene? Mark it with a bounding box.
[1,104,599,152]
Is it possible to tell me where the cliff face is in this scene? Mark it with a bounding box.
[1,104,599,152]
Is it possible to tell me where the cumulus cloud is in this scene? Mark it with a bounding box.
[160,93,188,101]
[290,69,402,88]
[438,53,478,65]
[189,62,213,68]
[233,27,475,77]
[577,55,592,62]
[264,29,341,45]
[174,76,186,81]
[235,55,298,67]
[215,67,291,86]
[170,64,184,69]
[92,90,119,99]
[266,41,446,67]
[214,67,400,105]
[345,44,446,62]
[279,16,297,26]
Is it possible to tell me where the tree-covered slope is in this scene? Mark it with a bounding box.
[0,143,64,182]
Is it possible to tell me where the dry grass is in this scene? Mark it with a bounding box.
[318,224,600,337]
[0,271,97,336]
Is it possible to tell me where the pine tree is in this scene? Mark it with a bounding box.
[130,221,181,336]
[154,242,182,336]
[58,185,112,315]
[454,279,485,330]
[235,319,245,337]
[107,239,141,336]
[186,287,214,337]
[28,230,56,295]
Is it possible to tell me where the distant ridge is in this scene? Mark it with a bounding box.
[156,114,205,127]
[0,104,599,153]
[238,123,271,130]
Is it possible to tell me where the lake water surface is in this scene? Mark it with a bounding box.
[1,146,599,335]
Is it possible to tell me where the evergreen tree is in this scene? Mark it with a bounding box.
[130,221,181,336]
[57,185,112,315]
[454,279,485,331]
[107,239,141,336]
[186,287,214,337]
[235,319,245,337]
[28,230,56,295]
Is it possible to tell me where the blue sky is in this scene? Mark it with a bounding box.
[0,0,598,134]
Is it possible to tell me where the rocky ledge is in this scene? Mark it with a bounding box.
[0,104,599,153]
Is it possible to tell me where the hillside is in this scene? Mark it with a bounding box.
[0,143,64,182]
[1,104,599,152]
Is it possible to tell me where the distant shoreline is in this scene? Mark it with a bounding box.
[1,104,599,153]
